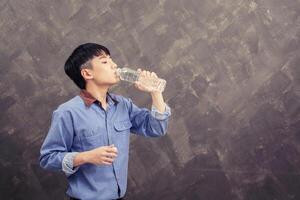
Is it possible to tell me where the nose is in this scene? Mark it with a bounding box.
[111,60,117,69]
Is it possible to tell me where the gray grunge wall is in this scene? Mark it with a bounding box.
[1,0,300,199]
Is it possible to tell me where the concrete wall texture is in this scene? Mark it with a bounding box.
[1,0,300,199]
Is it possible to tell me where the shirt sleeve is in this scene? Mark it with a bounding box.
[62,152,80,176]
[126,98,171,137]
[39,110,77,174]
[151,104,171,120]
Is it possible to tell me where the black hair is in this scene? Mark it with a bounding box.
[64,43,110,89]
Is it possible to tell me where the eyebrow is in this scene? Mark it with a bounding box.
[99,55,110,59]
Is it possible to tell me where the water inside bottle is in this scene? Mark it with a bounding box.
[116,68,139,83]
[138,75,166,92]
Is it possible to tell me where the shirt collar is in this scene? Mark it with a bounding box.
[79,90,118,107]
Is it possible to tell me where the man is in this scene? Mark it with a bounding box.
[39,43,171,200]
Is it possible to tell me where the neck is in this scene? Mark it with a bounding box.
[85,83,109,105]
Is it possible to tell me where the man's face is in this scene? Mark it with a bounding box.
[84,53,120,86]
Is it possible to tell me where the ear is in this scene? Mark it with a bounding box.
[81,68,93,80]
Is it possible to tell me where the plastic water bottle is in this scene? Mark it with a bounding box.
[116,67,167,92]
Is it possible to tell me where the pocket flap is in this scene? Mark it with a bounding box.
[114,120,132,131]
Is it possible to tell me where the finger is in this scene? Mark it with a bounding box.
[102,161,112,165]
[142,70,147,76]
[108,154,117,159]
[105,152,117,158]
[151,72,157,78]
[104,151,115,157]
[137,68,142,73]
[144,71,149,77]
[102,146,112,151]
[108,144,116,150]
[134,81,141,89]
[104,145,115,151]
[103,157,114,163]
[107,147,118,153]
[111,147,118,154]
[108,152,118,157]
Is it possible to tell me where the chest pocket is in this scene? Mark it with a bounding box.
[80,127,105,151]
[114,120,132,133]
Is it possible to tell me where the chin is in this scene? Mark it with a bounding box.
[114,77,121,83]
[110,79,120,86]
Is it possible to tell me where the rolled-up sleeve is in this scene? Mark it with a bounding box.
[62,152,79,176]
[126,98,171,137]
[151,104,171,120]
[39,110,76,174]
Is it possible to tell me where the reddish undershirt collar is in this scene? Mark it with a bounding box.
[79,90,118,107]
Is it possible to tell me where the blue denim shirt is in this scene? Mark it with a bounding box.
[39,91,171,200]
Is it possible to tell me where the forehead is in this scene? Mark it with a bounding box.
[98,54,109,59]
[88,54,108,65]
[94,52,110,59]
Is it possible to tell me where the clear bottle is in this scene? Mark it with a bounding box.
[116,67,167,92]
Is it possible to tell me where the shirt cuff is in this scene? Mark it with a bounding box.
[62,152,80,177]
[151,104,171,120]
